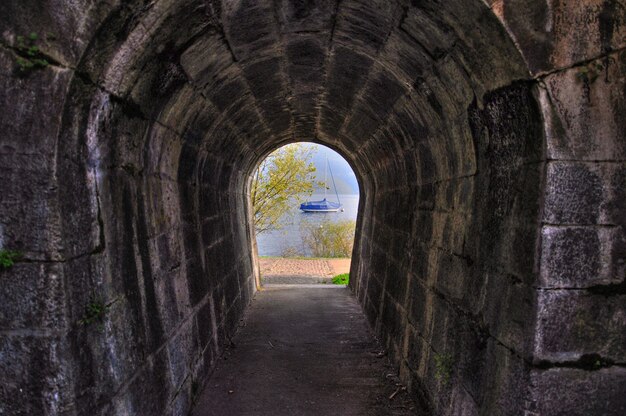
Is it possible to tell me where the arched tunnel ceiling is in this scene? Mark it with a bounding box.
[75,0,530,187]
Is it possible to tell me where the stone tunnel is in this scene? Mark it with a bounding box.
[1,0,625,415]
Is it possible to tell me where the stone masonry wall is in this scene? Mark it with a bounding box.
[354,81,545,414]
[0,2,257,415]
[0,1,624,415]
[353,1,626,414]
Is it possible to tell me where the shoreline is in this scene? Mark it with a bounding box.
[259,257,351,284]
[259,255,351,260]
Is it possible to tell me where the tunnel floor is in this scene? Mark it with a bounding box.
[191,286,419,415]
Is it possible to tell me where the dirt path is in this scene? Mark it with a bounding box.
[191,287,419,416]
[259,258,351,285]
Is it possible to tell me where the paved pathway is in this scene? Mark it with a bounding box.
[259,258,351,285]
[191,286,418,416]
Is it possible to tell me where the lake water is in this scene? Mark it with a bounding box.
[256,194,360,257]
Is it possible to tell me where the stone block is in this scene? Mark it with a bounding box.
[447,387,479,416]
[143,124,183,177]
[386,91,431,149]
[401,6,455,60]
[322,46,373,121]
[0,263,67,330]
[222,0,279,60]
[404,323,429,377]
[542,50,626,161]
[344,107,384,145]
[435,252,470,301]
[535,290,626,362]
[0,334,73,415]
[474,341,530,416]
[440,212,468,255]
[379,296,406,362]
[0,0,114,66]
[108,111,151,172]
[448,122,478,179]
[186,255,209,307]
[360,69,408,123]
[154,85,204,137]
[407,277,434,339]
[496,221,541,281]
[119,349,174,416]
[0,50,75,259]
[434,54,475,113]
[144,178,183,237]
[276,0,334,33]
[97,1,210,97]
[414,210,434,246]
[166,319,195,389]
[151,229,183,278]
[334,0,399,53]
[384,29,433,87]
[285,36,325,71]
[479,272,534,354]
[153,270,186,337]
[385,260,409,305]
[0,160,64,260]
[205,74,250,113]
[56,161,102,259]
[69,290,171,413]
[180,31,235,87]
[478,82,544,166]
[540,225,626,288]
[242,57,284,102]
[500,0,626,73]
[167,379,192,416]
[529,367,626,416]
[543,162,626,225]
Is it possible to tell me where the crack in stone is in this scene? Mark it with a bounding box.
[534,46,626,80]
[534,353,626,371]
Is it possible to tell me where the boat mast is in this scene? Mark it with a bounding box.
[324,157,328,200]
[328,159,341,205]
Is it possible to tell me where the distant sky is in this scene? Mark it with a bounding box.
[301,143,359,195]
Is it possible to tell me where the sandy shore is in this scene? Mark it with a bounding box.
[259,257,351,284]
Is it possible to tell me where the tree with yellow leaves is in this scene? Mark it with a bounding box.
[251,144,322,234]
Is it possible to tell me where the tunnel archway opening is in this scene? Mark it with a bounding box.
[247,141,361,287]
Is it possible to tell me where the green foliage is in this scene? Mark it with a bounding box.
[302,219,356,258]
[79,296,117,329]
[14,32,49,75]
[280,246,303,258]
[434,352,454,386]
[331,273,349,285]
[0,249,22,270]
[251,144,323,234]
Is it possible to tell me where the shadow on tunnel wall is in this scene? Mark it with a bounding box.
[351,82,545,414]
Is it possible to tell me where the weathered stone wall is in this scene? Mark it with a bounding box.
[354,81,545,415]
[511,2,626,414]
[0,1,624,415]
[0,2,257,415]
[353,1,626,415]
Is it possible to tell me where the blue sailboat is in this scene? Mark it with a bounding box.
[300,198,342,212]
[300,158,343,213]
